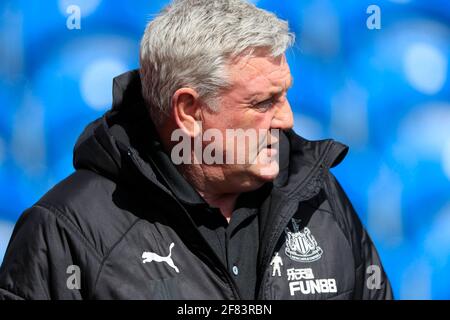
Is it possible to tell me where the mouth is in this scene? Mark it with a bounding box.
[264,137,279,151]
[258,143,279,161]
[257,132,279,153]
[265,146,278,157]
[267,132,279,149]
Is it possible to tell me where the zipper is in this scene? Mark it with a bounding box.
[256,200,297,299]
[127,148,242,300]
[256,162,327,299]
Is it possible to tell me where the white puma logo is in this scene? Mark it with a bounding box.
[142,242,179,273]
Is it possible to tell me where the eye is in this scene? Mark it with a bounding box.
[254,97,275,111]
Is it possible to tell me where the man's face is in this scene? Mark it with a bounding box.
[199,51,294,192]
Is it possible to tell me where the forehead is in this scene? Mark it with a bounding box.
[227,52,292,95]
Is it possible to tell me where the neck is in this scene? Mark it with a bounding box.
[156,125,241,222]
[178,164,240,223]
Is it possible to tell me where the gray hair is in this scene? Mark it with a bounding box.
[140,0,295,125]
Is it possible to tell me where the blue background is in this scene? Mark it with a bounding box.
[0,0,449,299]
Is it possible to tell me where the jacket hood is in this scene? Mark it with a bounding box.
[73,70,158,184]
[73,70,348,197]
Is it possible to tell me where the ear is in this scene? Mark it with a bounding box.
[172,88,203,138]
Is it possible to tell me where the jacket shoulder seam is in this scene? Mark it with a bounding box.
[34,203,104,263]
[90,218,141,298]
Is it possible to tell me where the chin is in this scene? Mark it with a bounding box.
[232,167,276,192]
[224,161,279,193]
[251,161,280,182]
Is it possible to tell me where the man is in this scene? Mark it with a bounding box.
[0,0,392,299]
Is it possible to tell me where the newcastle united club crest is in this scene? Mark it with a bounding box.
[285,218,323,263]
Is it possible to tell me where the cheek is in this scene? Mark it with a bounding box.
[247,111,273,130]
[202,110,228,131]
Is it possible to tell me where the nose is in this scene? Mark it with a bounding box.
[271,98,294,131]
